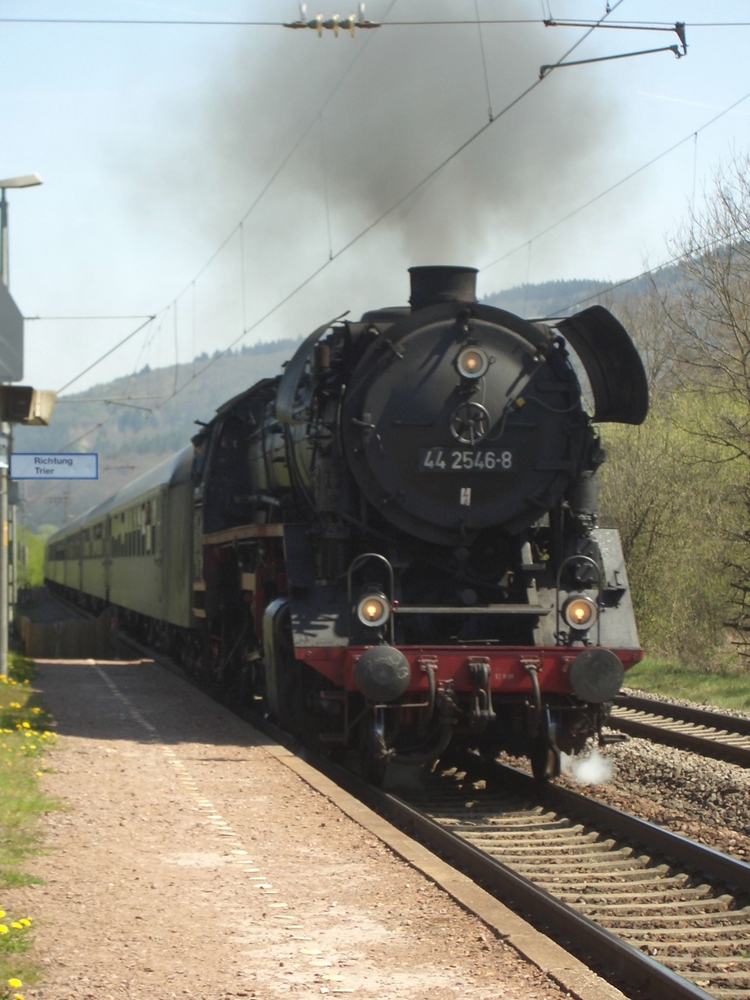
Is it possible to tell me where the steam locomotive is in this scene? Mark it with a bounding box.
[45,265,648,782]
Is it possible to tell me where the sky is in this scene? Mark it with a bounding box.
[2,0,750,397]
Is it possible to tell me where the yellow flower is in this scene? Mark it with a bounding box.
[10,922,22,929]
[19,919,30,927]
[21,723,29,729]
[8,702,20,709]
[7,979,21,988]
[0,925,9,934]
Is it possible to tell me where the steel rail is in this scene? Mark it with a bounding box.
[36,594,746,999]
[616,695,750,734]
[490,760,750,892]
[320,756,720,1000]
[612,695,750,766]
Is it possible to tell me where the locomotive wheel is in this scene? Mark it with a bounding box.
[530,738,561,782]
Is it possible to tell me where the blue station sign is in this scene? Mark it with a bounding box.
[10,453,98,480]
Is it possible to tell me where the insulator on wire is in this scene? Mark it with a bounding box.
[284,3,380,35]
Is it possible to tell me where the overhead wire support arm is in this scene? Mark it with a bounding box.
[544,19,686,48]
[540,42,685,78]
[540,19,686,77]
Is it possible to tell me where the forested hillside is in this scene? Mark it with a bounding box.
[16,338,299,531]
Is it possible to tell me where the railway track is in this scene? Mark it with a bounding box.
[340,758,750,1000]
[611,695,750,767]
[33,595,750,1000]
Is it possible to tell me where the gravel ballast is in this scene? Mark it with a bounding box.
[554,687,750,861]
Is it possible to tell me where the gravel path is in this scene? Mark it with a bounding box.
[9,658,573,1000]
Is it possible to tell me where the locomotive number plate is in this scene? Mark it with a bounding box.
[418,447,514,472]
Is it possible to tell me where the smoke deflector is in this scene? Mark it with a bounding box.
[554,305,649,425]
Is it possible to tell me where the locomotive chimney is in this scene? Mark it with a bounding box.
[408,266,478,311]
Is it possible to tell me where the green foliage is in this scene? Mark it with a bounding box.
[0,660,57,878]
[599,390,740,666]
[0,658,56,991]
[626,656,750,711]
[17,528,55,590]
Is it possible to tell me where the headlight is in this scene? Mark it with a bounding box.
[357,592,391,628]
[456,346,489,379]
[563,596,598,631]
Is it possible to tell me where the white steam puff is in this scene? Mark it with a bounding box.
[562,747,614,786]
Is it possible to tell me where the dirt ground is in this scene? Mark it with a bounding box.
[10,656,576,1000]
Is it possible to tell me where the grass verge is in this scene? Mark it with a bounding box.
[625,656,750,712]
[0,652,58,997]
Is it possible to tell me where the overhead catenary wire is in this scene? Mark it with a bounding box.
[23,51,750,516]
[0,16,551,27]
[1,17,749,28]
[479,85,750,278]
[543,216,750,319]
[18,8,749,536]
[25,314,153,321]
[34,1,400,439]
[39,174,750,514]
[56,315,156,395]
[17,7,636,524]
[56,0,693,406]
[168,65,750,420]
[474,0,494,121]
[43,0,693,415]
[42,0,709,436]
[145,3,625,412]
[165,0,398,311]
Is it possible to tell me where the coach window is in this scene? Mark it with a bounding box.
[152,496,159,554]
[93,523,103,557]
[142,501,149,555]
